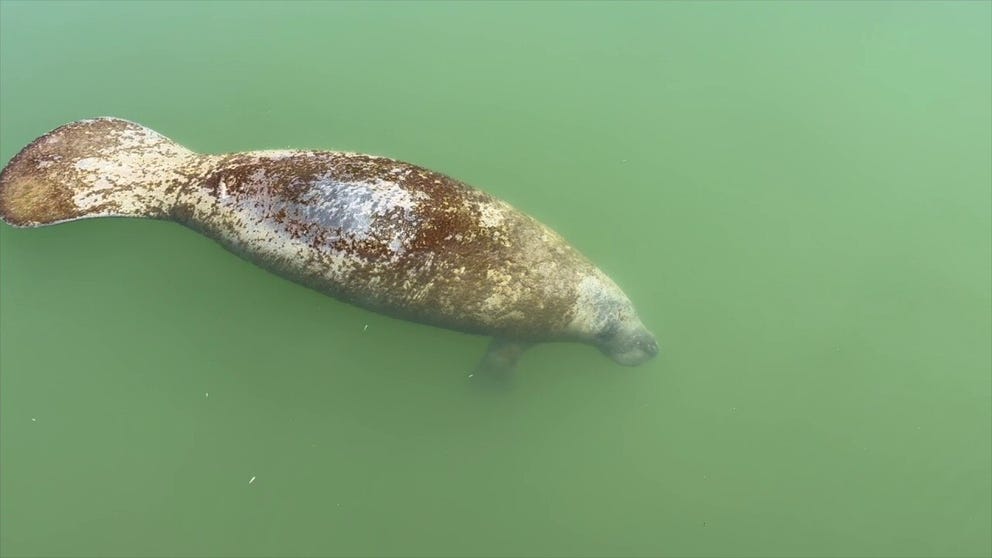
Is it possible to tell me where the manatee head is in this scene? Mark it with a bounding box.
[567,273,659,366]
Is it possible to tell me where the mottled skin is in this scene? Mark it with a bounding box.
[0,118,658,370]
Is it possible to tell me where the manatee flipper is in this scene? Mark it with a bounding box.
[472,337,531,387]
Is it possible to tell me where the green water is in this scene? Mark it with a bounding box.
[1,1,990,557]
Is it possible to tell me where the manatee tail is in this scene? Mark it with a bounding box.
[0,117,204,228]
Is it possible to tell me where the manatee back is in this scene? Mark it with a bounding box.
[178,150,596,339]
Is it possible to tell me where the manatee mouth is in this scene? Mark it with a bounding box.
[603,329,659,366]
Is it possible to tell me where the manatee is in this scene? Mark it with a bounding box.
[0,118,658,373]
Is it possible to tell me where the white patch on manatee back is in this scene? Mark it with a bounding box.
[287,174,426,245]
[253,150,302,160]
[478,267,519,317]
[389,236,404,253]
[478,203,505,228]
[213,167,432,289]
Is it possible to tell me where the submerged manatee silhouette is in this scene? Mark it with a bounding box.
[0,118,658,374]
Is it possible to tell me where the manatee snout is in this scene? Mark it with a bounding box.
[599,323,659,366]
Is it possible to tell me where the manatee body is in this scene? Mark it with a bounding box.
[0,118,658,371]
